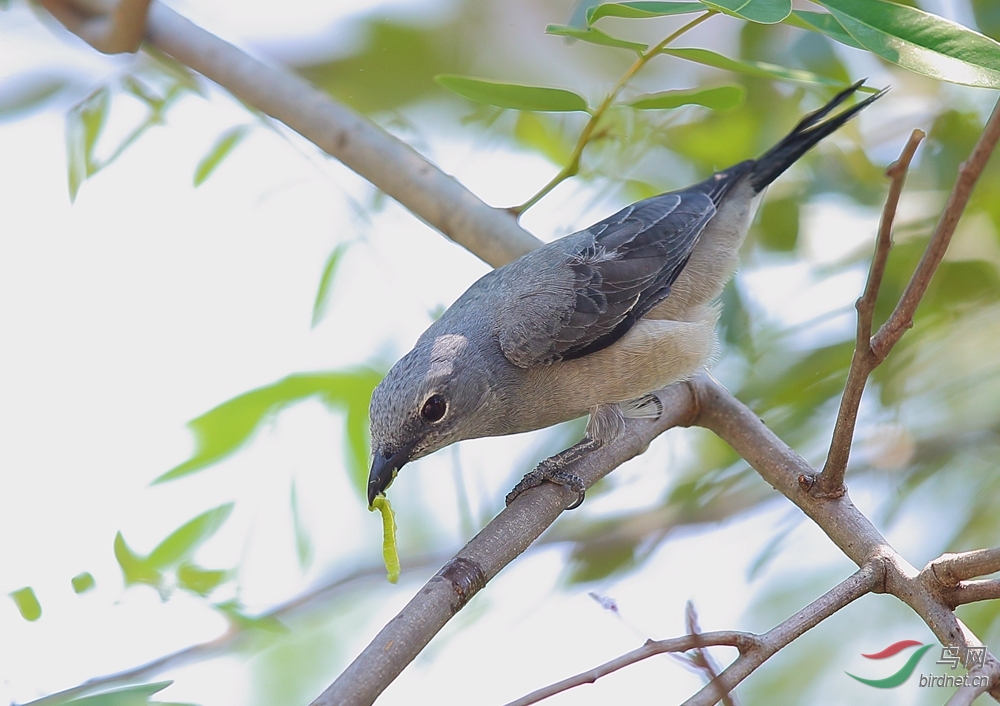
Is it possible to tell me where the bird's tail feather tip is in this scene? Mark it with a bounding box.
[748,80,889,193]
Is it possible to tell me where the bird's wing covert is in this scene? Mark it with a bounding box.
[498,190,717,368]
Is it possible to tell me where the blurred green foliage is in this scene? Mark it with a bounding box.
[12,0,1000,703]
[71,571,96,594]
[9,586,41,621]
[156,370,382,496]
[113,503,233,599]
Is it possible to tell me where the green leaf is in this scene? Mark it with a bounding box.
[156,370,383,497]
[193,125,249,187]
[816,0,1000,88]
[701,0,790,24]
[660,47,851,87]
[147,503,235,570]
[71,571,96,594]
[545,24,647,53]
[114,532,163,588]
[120,75,166,111]
[785,10,864,50]
[627,84,745,110]
[311,242,350,328]
[176,562,229,596]
[9,586,41,622]
[290,480,314,571]
[65,86,110,202]
[587,1,706,24]
[435,75,590,112]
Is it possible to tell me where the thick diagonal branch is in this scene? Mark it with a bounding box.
[39,0,150,53]
[40,0,542,267]
[144,3,542,268]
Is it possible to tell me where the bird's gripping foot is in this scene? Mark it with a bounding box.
[505,438,597,510]
[504,402,631,509]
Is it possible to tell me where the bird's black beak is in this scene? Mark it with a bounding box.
[367,443,415,507]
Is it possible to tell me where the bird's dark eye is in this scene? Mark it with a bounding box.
[421,394,447,422]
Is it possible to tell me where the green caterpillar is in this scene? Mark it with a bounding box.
[370,495,400,583]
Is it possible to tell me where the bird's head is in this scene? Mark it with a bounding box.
[367,332,492,506]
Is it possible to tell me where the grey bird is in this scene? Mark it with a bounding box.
[368,81,885,509]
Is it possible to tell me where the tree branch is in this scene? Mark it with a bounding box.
[506,563,877,706]
[38,0,150,54]
[682,601,739,706]
[816,94,1000,498]
[873,97,1000,361]
[505,631,755,706]
[931,547,1000,586]
[39,0,542,268]
[950,579,1000,608]
[692,373,1000,701]
[816,129,924,496]
[685,563,879,706]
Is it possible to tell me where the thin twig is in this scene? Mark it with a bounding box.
[512,10,717,214]
[506,564,878,706]
[505,631,754,706]
[817,95,1000,498]
[950,579,1000,608]
[683,563,879,706]
[814,129,924,496]
[932,547,1000,586]
[873,97,1000,361]
[683,602,738,706]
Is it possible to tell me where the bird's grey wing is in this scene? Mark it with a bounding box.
[498,190,717,368]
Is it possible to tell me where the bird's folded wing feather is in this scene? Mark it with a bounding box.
[498,190,717,368]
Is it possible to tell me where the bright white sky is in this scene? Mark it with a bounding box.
[0,1,976,704]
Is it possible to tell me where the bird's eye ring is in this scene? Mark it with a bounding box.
[421,394,447,423]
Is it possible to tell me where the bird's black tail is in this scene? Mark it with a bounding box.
[748,80,887,193]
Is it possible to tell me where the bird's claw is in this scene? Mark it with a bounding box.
[505,463,586,509]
